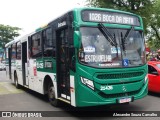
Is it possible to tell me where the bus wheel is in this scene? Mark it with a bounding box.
[48,83,61,107]
[14,74,20,89]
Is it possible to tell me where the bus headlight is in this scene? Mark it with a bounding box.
[81,77,94,90]
[144,75,148,84]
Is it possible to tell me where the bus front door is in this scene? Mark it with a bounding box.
[56,28,71,101]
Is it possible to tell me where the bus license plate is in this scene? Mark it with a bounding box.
[119,97,131,103]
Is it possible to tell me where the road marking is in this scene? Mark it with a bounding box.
[0,82,23,95]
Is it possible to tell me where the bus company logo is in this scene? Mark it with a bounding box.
[2,112,11,117]
[2,112,42,117]
[122,86,127,92]
[58,21,66,28]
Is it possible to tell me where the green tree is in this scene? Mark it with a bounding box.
[0,24,21,49]
[146,0,160,49]
[87,0,154,14]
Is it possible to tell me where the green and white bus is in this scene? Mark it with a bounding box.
[5,7,148,107]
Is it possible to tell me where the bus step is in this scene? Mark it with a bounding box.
[23,85,29,88]
[58,97,70,104]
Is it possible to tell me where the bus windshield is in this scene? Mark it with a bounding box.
[79,27,145,68]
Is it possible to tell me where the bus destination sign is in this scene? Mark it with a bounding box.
[81,10,140,26]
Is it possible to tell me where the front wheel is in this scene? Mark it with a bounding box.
[48,83,61,107]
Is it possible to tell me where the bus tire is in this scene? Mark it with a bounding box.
[14,73,20,89]
[48,82,61,107]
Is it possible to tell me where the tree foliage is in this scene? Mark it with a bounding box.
[87,0,160,49]
[146,0,160,49]
[87,0,154,11]
[0,24,21,48]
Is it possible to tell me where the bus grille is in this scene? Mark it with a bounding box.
[96,72,144,79]
[98,89,141,99]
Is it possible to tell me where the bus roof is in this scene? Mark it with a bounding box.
[5,40,16,48]
[5,31,35,48]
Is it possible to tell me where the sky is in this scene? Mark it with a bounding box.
[0,0,87,38]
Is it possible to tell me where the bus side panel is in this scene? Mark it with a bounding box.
[36,71,57,95]
[27,59,57,95]
[35,58,56,94]
[27,59,55,94]
[11,61,15,82]
[32,59,44,93]
[28,59,36,90]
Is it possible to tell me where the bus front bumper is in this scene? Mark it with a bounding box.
[76,79,148,107]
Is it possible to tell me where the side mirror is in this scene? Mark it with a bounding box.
[74,31,80,48]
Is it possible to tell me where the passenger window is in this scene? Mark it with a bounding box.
[42,28,55,57]
[31,33,42,58]
[11,43,16,59]
[17,42,21,60]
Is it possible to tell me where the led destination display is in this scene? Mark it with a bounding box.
[82,10,140,26]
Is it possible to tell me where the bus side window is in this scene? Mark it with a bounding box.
[11,43,16,59]
[31,33,42,58]
[42,28,55,57]
[16,42,21,60]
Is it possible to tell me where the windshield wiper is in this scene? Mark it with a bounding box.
[98,23,117,47]
[122,26,134,51]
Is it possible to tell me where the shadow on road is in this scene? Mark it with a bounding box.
[11,83,49,102]
[148,91,160,98]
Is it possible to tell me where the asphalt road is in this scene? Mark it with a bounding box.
[0,71,160,120]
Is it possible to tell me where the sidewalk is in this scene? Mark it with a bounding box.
[0,82,23,95]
